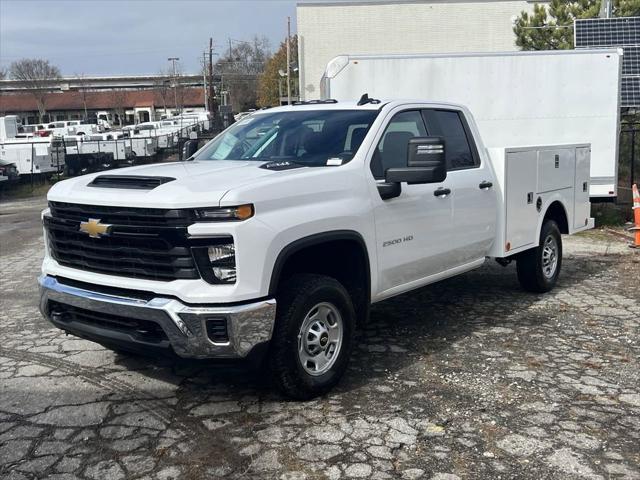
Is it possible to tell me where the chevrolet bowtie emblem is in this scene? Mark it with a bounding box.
[79,218,112,238]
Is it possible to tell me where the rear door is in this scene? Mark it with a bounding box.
[422,108,497,264]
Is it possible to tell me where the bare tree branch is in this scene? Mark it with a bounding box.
[9,58,61,121]
[217,36,270,111]
[75,73,90,120]
[111,89,128,126]
[153,69,171,114]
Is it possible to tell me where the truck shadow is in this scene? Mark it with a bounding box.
[110,252,621,401]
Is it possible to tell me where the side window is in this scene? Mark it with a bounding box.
[422,109,478,170]
[370,111,427,179]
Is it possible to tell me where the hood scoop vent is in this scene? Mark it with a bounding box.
[88,175,176,190]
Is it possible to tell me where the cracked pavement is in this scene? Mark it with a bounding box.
[0,197,639,480]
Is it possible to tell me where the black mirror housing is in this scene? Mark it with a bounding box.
[377,181,401,200]
[385,136,447,185]
[182,139,199,160]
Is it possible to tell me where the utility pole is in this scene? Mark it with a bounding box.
[208,37,219,128]
[286,16,292,105]
[168,57,179,115]
[202,52,208,112]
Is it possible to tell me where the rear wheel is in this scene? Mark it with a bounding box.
[517,220,562,293]
[269,274,355,400]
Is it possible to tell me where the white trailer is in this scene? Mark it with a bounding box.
[134,122,180,149]
[119,129,159,158]
[44,121,100,137]
[0,140,64,176]
[0,116,64,176]
[180,111,211,130]
[63,133,132,176]
[320,49,622,199]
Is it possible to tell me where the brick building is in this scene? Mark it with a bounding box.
[0,87,206,126]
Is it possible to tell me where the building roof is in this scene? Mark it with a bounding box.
[298,0,547,5]
[0,74,207,93]
[0,88,205,113]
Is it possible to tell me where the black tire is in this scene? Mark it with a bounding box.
[517,220,562,293]
[269,274,356,400]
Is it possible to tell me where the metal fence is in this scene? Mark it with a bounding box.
[619,123,640,201]
[0,120,213,186]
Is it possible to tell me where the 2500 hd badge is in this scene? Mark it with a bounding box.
[383,235,414,248]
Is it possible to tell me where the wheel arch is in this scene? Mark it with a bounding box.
[540,200,569,236]
[269,230,371,325]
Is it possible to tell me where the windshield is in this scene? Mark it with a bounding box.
[193,109,379,166]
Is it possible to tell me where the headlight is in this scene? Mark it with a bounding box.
[192,238,236,284]
[207,243,236,283]
[194,204,254,221]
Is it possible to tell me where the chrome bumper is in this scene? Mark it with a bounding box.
[38,275,276,359]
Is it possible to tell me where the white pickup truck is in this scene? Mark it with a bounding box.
[40,99,594,399]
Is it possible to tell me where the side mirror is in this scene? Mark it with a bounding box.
[385,137,447,185]
[182,139,199,160]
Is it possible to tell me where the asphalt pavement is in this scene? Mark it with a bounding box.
[0,196,638,480]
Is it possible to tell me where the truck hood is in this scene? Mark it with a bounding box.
[47,161,291,208]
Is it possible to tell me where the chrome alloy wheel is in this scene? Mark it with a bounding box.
[542,235,559,278]
[297,302,343,376]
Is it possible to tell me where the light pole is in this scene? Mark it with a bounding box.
[286,16,291,105]
[168,57,179,115]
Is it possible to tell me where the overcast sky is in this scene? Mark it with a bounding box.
[0,0,299,77]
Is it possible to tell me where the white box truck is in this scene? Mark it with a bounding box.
[320,49,622,199]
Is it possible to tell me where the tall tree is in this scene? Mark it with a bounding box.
[153,69,171,114]
[0,67,6,80]
[9,58,61,121]
[75,73,90,119]
[514,1,640,50]
[257,35,298,107]
[111,89,128,126]
[217,36,270,111]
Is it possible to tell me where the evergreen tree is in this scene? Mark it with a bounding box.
[513,0,640,50]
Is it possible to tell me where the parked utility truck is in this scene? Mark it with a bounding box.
[0,116,65,176]
[39,50,620,399]
[63,133,133,176]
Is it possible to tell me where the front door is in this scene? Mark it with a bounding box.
[369,108,456,298]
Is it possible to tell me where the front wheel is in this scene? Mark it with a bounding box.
[516,220,562,293]
[269,274,356,400]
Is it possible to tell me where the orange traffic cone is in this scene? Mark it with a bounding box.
[630,184,640,249]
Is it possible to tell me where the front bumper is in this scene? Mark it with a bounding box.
[38,275,276,359]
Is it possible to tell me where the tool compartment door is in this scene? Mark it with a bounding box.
[538,148,575,193]
[574,146,591,229]
[505,150,539,251]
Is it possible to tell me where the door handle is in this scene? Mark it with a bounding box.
[434,187,451,197]
[479,181,493,190]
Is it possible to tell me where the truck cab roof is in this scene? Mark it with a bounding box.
[255,99,468,114]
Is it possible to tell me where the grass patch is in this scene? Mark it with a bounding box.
[591,202,632,226]
[0,176,63,201]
